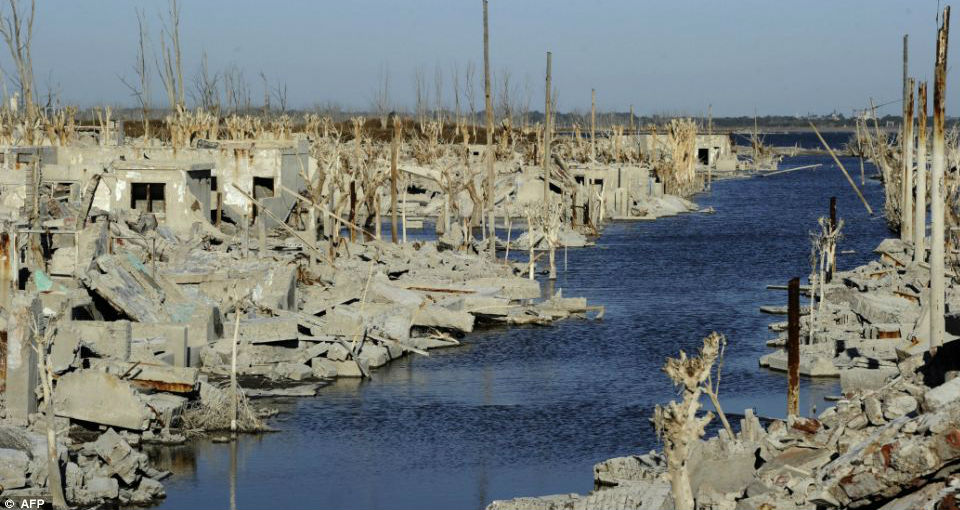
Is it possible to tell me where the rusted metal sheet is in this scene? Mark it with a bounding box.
[131,380,195,394]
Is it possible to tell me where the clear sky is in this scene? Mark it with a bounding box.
[20,0,950,116]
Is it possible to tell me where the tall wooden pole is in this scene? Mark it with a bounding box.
[483,0,496,255]
[543,51,552,205]
[590,88,597,161]
[930,7,949,355]
[902,78,915,242]
[787,277,800,418]
[901,35,910,238]
[914,81,928,263]
[390,118,400,243]
[629,104,635,133]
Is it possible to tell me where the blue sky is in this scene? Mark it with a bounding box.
[23,1,949,116]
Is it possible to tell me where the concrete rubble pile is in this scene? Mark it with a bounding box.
[759,238,948,394]
[489,367,960,509]
[0,129,613,506]
[489,236,960,510]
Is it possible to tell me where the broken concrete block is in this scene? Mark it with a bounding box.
[92,428,144,484]
[71,320,133,360]
[358,343,390,368]
[330,359,363,377]
[223,317,299,344]
[326,342,351,361]
[924,376,960,412]
[253,265,297,311]
[413,304,474,333]
[5,295,41,425]
[863,395,885,425]
[883,394,918,419]
[186,304,222,366]
[311,358,338,378]
[54,370,154,430]
[131,477,165,503]
[273,362,312,381]
[131,322,188,367]
[144,393,187,429]
[840,367,899,394]
[92,359,199,393]
[0,447,30,489]
[65,461,83,491]
[84,476,119,500]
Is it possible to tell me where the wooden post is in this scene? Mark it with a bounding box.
[258,219,266,257]
[629,104,635,133]
[930,7,949,355]
[230,303,240,432]
[401,178,408,243]
[242,210,250,257]
[590,88,597,161]
[390,118,400,243]
[348,180,357,242]
[216,185,223,227]
[543,51,552,206]
[827,197,836,283]
[787,276,800,418]
[915,81,928,264]
[482,0,496,256]
[902,78,915,241]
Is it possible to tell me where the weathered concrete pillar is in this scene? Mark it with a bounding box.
[787,277,800,418]
[5,294,41,425]
[915,81,929,264]
[930,7,949,354]
[902,78,915,242]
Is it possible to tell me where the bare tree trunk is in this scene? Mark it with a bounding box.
[390,119,400,243]
[35,321,66,510]
[915,81,928,263]
[591,89,597,161]
[543,51,552,206]
[482,0,496,255]
[930,7,949,354]
[902,78,915,242]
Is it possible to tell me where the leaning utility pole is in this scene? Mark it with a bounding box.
[902,78,915,242]
[914,81,928,263]
[483,0,496,254]
[543,51,552,205]
[590,88,597,161]
[930,7,949,354]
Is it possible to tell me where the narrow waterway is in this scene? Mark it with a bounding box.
[152,150,890,510]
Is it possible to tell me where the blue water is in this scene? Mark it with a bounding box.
[731,130,861,150]
[151,153,889,510]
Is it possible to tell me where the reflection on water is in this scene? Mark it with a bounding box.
[153,153,889,510]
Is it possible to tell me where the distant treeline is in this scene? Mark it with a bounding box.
[82,106,939,132]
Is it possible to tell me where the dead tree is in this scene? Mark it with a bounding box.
[374,64,390,129]
[482,0,495,253]
[158,0,184,111]
[31,311,67,510]
[652,332,729,510]
[0,0,36,137]
[120,8,151,140]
